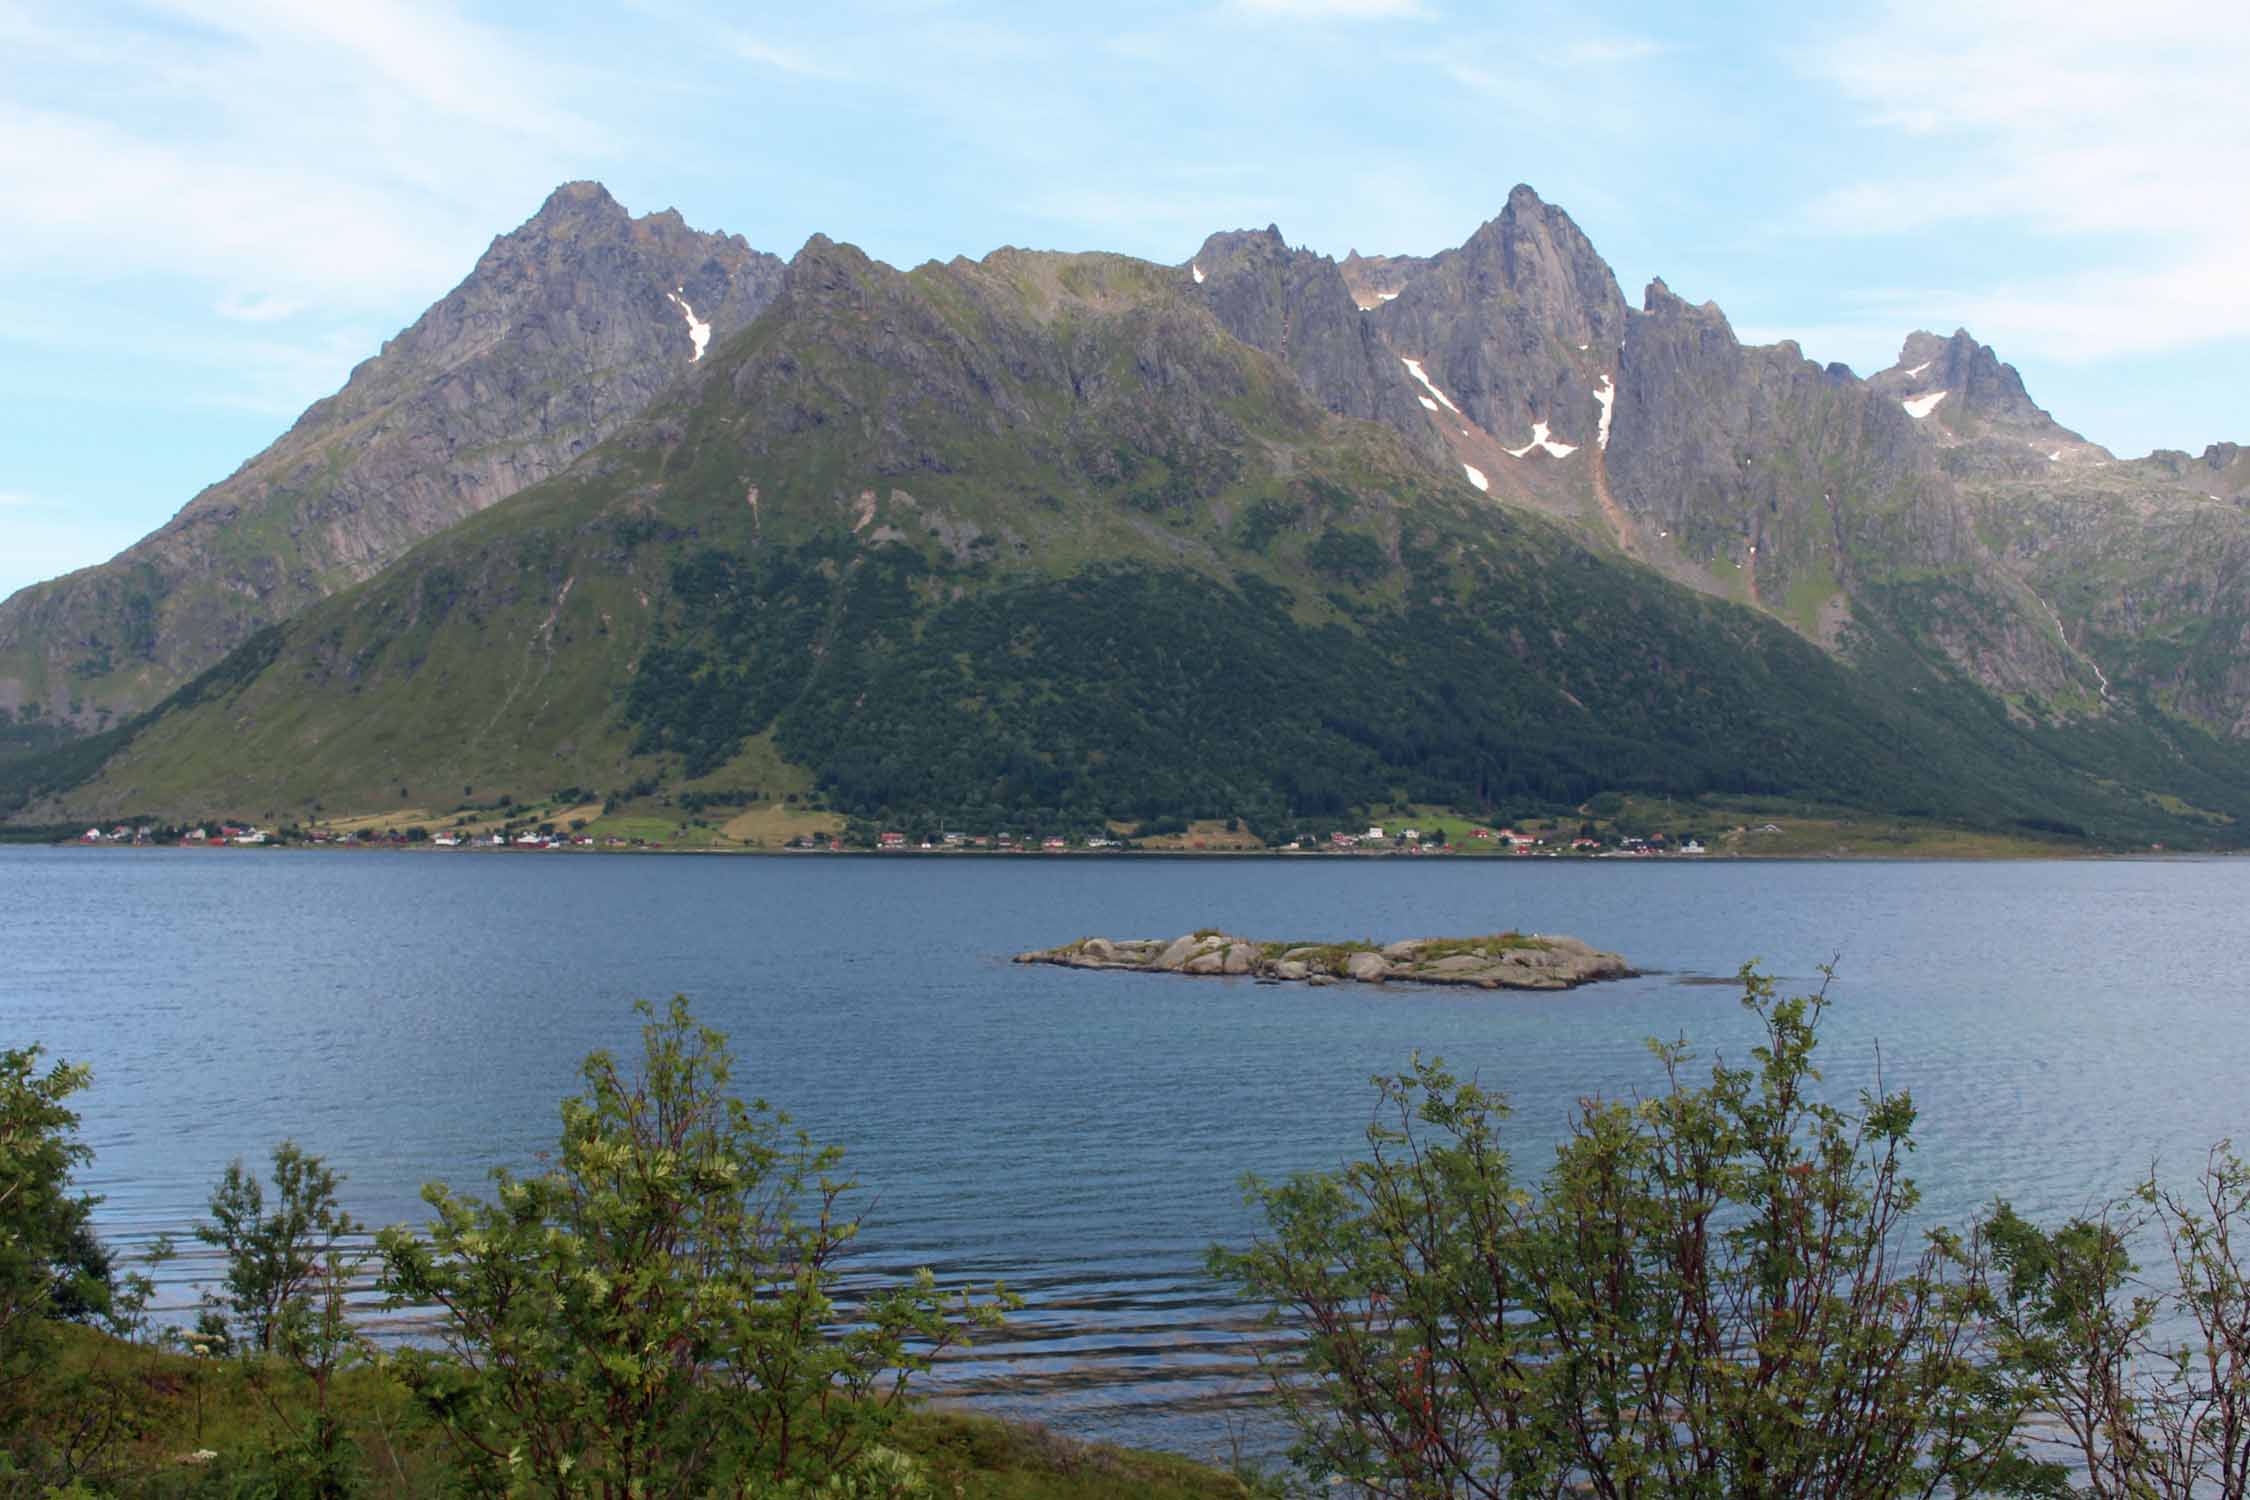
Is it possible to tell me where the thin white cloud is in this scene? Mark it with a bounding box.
[1227,0,1429,19]
[1801,1,2250,362]
[215,292,305,325]
[724,30,844,78]
[0,1,598,308]
[1425,29,1668,123]
[1559,36,1664,65]
[0,104,467,302]
[0,0,617,450]
[0,292,386,419]
[158,0,598,144]
[1429,57,1567,117]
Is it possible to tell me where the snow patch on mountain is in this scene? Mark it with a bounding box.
[1417,396,1439,412]
[1902,390,1948,419]
[667,289,711,362]
[1192,263,1205,285]
[1400,357,1461,414]
[1462,463,1489,492]
[1903,361,1931,378]
[1505,422,1578,460]
[1593,376,1615,450]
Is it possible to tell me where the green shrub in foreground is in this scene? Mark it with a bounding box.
[376,997,1014,1498]
[1215,967,2060,1499]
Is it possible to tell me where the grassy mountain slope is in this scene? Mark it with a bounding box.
[0,183,781,731]
[21,236,2250,847]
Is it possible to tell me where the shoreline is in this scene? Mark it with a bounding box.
[17,839,2229,863]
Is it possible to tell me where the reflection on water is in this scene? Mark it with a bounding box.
[7,846,2249,1460]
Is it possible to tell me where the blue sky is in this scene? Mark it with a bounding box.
[3,0,2245,600]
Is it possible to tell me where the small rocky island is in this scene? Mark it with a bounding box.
[1014,931,1631,991]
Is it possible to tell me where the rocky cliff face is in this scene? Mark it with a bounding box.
[1369,184,1627,453]
[1605,285,1946,595]
[1865,329,2105,483]
[1874,329,2064,435]
[1185,227,1442,461]
[1823,331,2250,737]
[1955,424,2250,736]
[1188,195,2153,726]
[1595,289,2096,704]
[1337,249,1434,310]
[0,182,782,727]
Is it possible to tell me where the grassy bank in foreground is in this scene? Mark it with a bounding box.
[4,1008,1266,1499]
[17,1321,1257,1499]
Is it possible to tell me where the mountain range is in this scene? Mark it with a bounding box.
[7,180,2250,846]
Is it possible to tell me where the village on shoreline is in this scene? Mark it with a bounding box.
[30,778,2138,863]
[62,816,1721,857]
[38,806,2131,861]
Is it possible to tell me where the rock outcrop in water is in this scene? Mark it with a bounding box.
[1015,931,1631,991]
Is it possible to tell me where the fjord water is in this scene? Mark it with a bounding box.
[6,846,2247,1458]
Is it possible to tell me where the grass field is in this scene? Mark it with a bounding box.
[720,800,846,846]
[1125,817,1266,851]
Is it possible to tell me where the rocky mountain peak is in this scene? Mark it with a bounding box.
[1367,189,1627,450]
[1191,224,1289,273]
[1875,328,2079,446]
[1184,223,1440,456]
[2135,442,2250,496]
[784,232,864,284]
[0,184,786,728]
[1897,329,2033,409]
[523,179,631,237]
[1336,248,1431,309]
[1639,277,1729,329]
[1449,185,1627,351]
